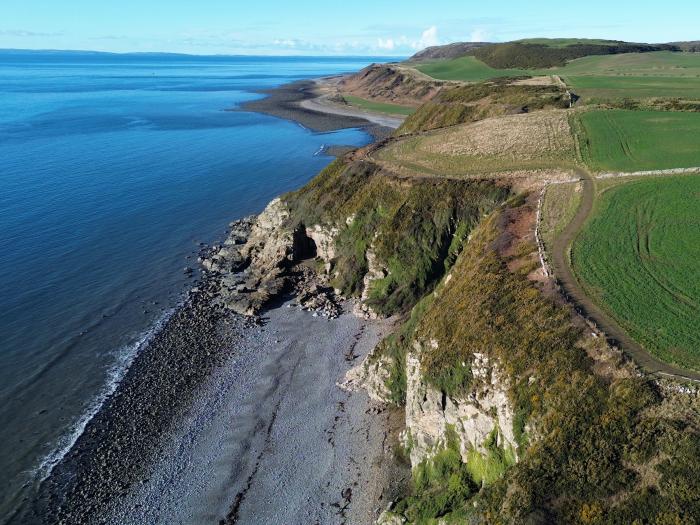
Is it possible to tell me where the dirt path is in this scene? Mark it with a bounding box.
[549,168,700,383]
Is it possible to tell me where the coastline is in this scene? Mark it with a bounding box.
[239,78,404,141]
[11,78,405,525]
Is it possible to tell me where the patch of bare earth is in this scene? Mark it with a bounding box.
[336,63,449,106]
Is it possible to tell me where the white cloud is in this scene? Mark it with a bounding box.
[0,29,63,37]
[412,26,440,50]
[469,28,489,42]
[273,39,298,47]
[377,37,395,50]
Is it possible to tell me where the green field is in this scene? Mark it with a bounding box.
[416,51,700,100]
[577,109,700,172]
[572,175,700,370]
[552,52,700,100]
[415,56,528,81]
[342,95,415,116]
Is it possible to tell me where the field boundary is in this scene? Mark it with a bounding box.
[597,166,700,179]
[545,168,700,383]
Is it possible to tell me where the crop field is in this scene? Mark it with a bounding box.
[416,51,700,100]
[554,52,700,100]
[577,110,700,172]
[415,56,528,82]
[342,95,415,116]
[376,111,576,178]
[572,175,700,370]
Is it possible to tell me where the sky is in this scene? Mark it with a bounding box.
[1,0,699,56]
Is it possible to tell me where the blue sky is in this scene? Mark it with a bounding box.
[1,0,698,55]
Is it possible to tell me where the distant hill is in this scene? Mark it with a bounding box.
[408,39,684,69]
[672,41,700,52]
[408,42,490,62]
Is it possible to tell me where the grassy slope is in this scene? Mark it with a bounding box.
[572,175,700,370]
[577,109,700,172]
[540,181,582,249]
[415,56,527,81]
[396,80,569,135]
[515,38,626,48]
[342,94,416,116]
[380,111,576,178]
[285,159,508,315]
[382,206,700,523]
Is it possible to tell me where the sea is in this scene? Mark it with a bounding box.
[0,51,387,519]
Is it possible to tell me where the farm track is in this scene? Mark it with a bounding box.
[549,168,700,383]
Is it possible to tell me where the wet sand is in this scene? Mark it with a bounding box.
[239,80,401,141]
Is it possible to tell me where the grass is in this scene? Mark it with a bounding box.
[515,38,627,48]
[417,51,700,101]
[572,175,700,371]
[396,80,570,135]
[465,429,517,486]
[342,94,415,116]
[380,111,576,178]
[551,52,700,100]
[576,109,700,172]
[540,181,582,249]
[285,159,508,316]
[415,56,528,82]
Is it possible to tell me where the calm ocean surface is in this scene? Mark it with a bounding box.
[0,52,384,518]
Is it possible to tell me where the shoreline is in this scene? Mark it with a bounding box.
[239,78,404,141]
[106,298,406,525]
[11,77,404,524]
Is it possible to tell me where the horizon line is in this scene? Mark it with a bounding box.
[0,47,411,59]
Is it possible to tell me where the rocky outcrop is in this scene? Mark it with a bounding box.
[353,244,388,319]
[305,224,338,272]
[341,350,394,404]
[201,198,299,315]
[403,342,517,468]
[200,200,349,317]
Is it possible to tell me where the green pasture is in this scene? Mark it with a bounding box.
[577,109,700,172]
[572,175,700,370]
[342,95,415,116]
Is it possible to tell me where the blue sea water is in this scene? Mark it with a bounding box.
[0,52,384,517]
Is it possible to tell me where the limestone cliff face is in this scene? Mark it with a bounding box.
[403,342,517,467]
[354,244,388,319]
[204,194,397,318]
[342,347,394,404]
[205,198,298,315]
[305,224,338,263]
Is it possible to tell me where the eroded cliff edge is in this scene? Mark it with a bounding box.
[203,74,700,524]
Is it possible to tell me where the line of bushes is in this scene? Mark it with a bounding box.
[471,42,678,69]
